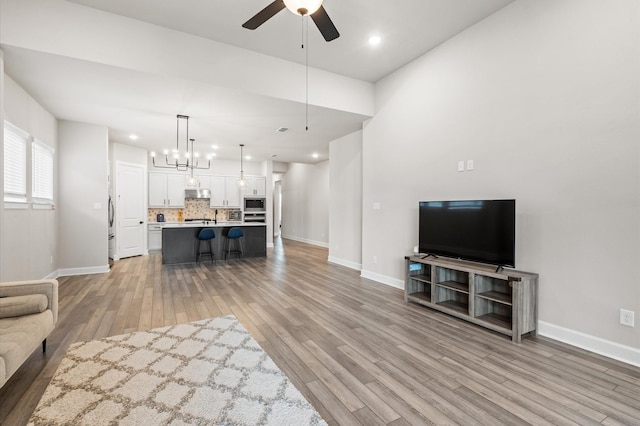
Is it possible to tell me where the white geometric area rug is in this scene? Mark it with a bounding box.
[29,315,327,426]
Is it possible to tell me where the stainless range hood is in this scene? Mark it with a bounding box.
[185,188,211,199]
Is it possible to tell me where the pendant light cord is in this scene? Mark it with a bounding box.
[305,17,309,131]
[301,15,309,131]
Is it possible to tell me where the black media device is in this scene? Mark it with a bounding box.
[418,199,515,268]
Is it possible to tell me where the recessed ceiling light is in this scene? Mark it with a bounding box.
[246,155,252,160]
[312,153,319,159]
[368,35,381,46]
[129,134,139,140]
[211,144,218,149]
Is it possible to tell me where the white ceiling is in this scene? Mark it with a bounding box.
[1,0,514,163]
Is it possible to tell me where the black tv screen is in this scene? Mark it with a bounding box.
[418,199,515,267]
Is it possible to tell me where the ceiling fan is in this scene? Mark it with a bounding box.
[242,0,340,42]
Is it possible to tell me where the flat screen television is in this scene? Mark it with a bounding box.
[418,199,515,267]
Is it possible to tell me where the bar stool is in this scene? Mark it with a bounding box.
[197,228,216,264]
[224,227,244,261]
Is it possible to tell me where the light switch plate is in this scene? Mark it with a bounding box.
[467,160,474,171]
[457,161,465,172]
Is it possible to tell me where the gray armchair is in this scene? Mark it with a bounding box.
[0,279,58,388]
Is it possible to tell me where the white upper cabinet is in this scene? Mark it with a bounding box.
[244,176,266,197]
[209,176,241,208]
[148,172,185,208]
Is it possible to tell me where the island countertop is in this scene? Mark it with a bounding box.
[150,221,266,228]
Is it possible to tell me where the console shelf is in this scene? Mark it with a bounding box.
[405,256,538,342]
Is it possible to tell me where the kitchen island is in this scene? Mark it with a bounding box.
[160,222,266,264]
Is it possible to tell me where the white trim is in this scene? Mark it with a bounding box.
[281,234,329,248]
[538,321,640,368]
[360,269,404,290]
[43,270,59,280]
[4,202,28,209]
[32,203,53,210]
[361,271,640,367]
[267,242,274,248]
[328,256,362,271]
[57,265,110,277]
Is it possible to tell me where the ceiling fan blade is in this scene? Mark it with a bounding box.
[310,5,340,42]
[242,0,286,30]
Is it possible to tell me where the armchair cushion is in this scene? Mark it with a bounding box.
[0,294,48,319]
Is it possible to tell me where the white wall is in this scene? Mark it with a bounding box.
[328,131,362,270]
[362,0,640,359]
[261,160,274,247]
[58,121,109,275]
[2,73,58,281]
[281,162,330,247]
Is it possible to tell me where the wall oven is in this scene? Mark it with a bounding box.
[244,197,265,212]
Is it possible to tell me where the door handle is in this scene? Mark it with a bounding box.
[139,221,144,224]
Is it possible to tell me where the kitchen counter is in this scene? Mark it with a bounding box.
[159,221,266,228]
[161,223,266,264]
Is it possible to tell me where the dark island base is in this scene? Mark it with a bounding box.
[162,225,267,264]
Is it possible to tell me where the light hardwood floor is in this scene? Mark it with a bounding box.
[1,238,639,425]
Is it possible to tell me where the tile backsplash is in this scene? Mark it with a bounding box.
[148,199,236,222]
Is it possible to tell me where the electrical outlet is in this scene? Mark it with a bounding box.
[457,161,465,172]
[467,159,474,171]
[620,309,635,327]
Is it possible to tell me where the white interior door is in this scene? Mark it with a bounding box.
[117,163,145,259]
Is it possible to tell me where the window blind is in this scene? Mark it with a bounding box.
[32,139,54,203]
[4,121,28,202]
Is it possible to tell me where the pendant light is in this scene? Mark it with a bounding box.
[238,144,247,189]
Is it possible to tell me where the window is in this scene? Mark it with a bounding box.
[32,139,54,203]
[3,121,28,203]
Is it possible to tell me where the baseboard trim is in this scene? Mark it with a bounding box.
[538,321,640,367]
[360,271,640,367]
[360,269,404,290]
[327,256,362,271]
[281,235,329,248]
[57,265,110,277]
[43,270,59,280]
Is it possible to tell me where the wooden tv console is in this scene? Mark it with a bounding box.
[404,255,538,342]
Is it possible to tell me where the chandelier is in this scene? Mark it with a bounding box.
[150,115,212,172]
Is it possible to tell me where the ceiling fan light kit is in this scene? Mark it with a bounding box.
[242,0,339,42]
[283,0,323,16]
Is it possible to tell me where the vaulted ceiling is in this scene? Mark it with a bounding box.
[1,0,514,163]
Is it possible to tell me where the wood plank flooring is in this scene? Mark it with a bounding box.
[1,238,639,425]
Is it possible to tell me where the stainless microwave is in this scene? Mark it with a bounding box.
[244,197,266,212]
